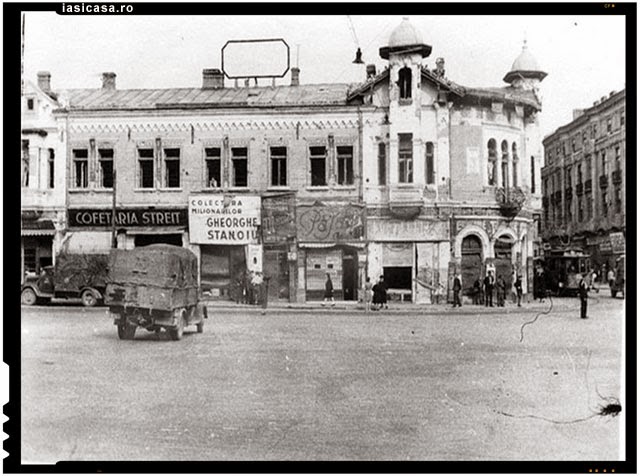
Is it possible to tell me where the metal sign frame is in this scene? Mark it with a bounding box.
[221,38,290,79]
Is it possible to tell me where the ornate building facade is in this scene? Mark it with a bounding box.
[23,18,546,303]
[541,89,626,271]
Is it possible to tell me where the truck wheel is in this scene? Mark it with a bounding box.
[611,289,617,298]
[21,288,37,306]
[117,323,136,340]
[196,320,204,333]
[81,290,98,307]
[169,310,185,341]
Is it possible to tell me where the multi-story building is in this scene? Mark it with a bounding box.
[541,89,625,271]
[25,18,546,303]
[20,72,67,281]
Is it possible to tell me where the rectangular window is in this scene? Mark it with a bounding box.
[205,147,221,188]
[310,146,327,186]
[614,187,622,213]
[336,146,354,185]
[231,147,248,187]
[602,191,608,216]
[578,198,583,222]
[138,148,155,188]
[566,166,572,188]
[270,146,287,187]
[586,193,592,219]
[98,148,114,188]
[530,156,535,193]
[585,154,591,178]
[398,133,413,183]
[27,98,34,110]
[163,148,181,188]
[378,143,387,185]
[73,149,89,188]
[620,112,625,127]
[615,147,621,170]
[425,142,435,185]
[601,151,607,175]
[22,140,29,187]
[48,149,55,189]
[571,138,576,152]
[577,164,582,184]
[607,117,612,133]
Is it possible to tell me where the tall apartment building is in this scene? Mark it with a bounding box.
[22,18,546,303]
[541,89,625,271]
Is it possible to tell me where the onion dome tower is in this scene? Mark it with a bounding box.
[503,40,547,90]
[379,17,432,59]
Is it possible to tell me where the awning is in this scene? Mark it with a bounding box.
[21,228,56,236]
[298,242,366,249]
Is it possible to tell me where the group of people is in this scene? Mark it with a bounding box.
[325,274,389,311]
[454,271,523,308]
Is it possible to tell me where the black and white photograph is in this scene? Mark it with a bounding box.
[6,2,635,472]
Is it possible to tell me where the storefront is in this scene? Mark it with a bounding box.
[297,202,365,302]
[188,194,261,300]
[21,212,57,282]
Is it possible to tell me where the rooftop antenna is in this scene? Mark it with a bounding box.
[347,16,364,64]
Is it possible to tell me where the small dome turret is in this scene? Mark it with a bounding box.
[503,40,547,85]
[380,17,432,60]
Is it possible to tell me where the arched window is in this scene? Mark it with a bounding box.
[530,156,536,193]
[425,142,435,184]
[487,139,497,186]
[398,67,412,100]
[512,142,519,187]
[501,140,509,188]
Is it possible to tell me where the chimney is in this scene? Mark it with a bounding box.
[202,68,224,89]
[291,67,300,86]
[609,90,616,97]
[102,72,116,90]
[37,71,51,93]
[366,64,377,80]
[572,109,584,120]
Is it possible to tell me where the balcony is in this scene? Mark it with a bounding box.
[576,182,584,195]
[584,179,592,193]
[495,187,526,218]
[599,174,608,188]
[612,169,622,184]
[388,186,423,219]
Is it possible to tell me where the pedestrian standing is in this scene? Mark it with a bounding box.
[607,268,615,291]
[496,275,506,307]
[590,268,599,293]
[377,275,388,310]
[452,274,462,307]
[514,274,523,307]
[323,273,335,307]
[579,274,589,319]
[484,271,495,307]
[472,278,482,305]
[364,277,373,313]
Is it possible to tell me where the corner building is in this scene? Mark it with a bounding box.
[50,18,545,303]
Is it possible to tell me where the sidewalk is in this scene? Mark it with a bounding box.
[202,296,579,315]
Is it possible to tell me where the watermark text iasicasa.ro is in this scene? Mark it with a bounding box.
[61,3,134,13]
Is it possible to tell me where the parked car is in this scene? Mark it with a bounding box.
[21,253,109,307]
[105,244,208,340]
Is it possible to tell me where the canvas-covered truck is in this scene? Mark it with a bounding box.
[105,244,208,340]
[21,253,109,306]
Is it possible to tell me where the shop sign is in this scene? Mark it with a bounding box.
[262,195,296,244]
[189,194,261,244]
[297,203,364,243]
[68,208,187,228]
[609,232,625,254]
[368,219,449,242]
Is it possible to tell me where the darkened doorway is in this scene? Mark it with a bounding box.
[342,250,358,300]
[134,234,182,247]
[461,235,483,297]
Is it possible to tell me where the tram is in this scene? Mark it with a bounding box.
[543,249,591,297]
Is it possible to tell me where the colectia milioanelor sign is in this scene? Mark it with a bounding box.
[188,194,261,244]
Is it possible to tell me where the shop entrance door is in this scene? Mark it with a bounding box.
[264,249,289,301]
[342,250,357,300]
[494,235,514,291]
[461,235,483,297]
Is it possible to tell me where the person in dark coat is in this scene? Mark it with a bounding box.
[375,275,388,310]
[496,275,506,307]
[484,271,495,307]
[514,275,523,307]
[452,274,462,307]
[578,274,589,319]
[323,273,335,307]
[472,278,482,305]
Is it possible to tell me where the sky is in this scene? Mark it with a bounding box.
[21,12,627,137]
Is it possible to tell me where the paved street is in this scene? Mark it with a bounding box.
[21,296,624,462]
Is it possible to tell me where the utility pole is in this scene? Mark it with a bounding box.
[111,170,117,248]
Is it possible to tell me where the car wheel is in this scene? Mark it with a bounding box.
[117,323,136,340]
[81,290,98,307]
[169,310,185,341]
[21,288,37,306]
